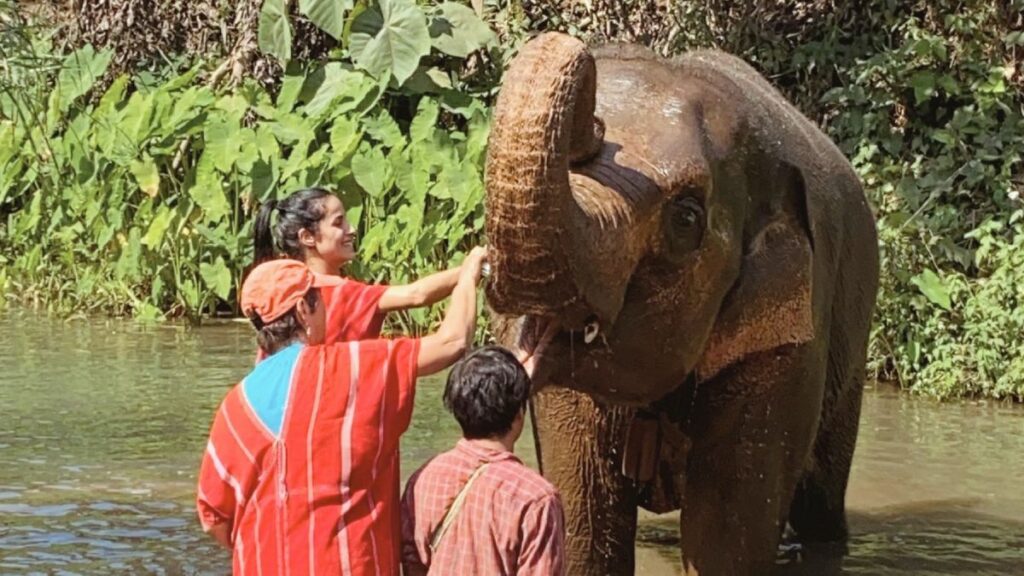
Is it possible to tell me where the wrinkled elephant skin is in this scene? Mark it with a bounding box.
[485,33,880,576]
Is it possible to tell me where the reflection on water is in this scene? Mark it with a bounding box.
[1,312,1022,574]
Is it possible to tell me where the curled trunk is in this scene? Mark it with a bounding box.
[485,33,604,322]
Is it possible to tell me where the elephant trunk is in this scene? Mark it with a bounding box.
[485,33,604,323]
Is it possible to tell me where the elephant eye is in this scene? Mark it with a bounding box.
[663,195,705,258]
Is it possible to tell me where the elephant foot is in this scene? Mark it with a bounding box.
[788,476,850,543]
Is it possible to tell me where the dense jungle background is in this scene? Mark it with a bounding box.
[1,0,1022,399]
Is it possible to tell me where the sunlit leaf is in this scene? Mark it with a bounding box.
[200,257,233,300]
[269,114,313,145]
[130,157,160,197]
[190,154,231,222]
[352,144,389,197]
[53,45,113,113]
[277,69,305,112]
[96,75,130,118]
[204,119,241,173]
[410,97,439,143]
[350,0,431,85]
[329,115,362,161]
[362,110,405,149]
[141,206,174,248]
[299,0,352,40]
[236,129,260,173]
[303,63,376,118]
[428,2,496,58]
[910,269,952,311]
[258,0,293,62]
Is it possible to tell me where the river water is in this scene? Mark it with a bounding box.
[0,312,1021,575]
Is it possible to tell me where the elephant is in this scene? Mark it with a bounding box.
[484,33,880,575]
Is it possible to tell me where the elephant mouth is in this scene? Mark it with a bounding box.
[514,314,609,388]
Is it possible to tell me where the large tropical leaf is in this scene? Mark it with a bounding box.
[362,110,404,149]
[350,0,431,85]
[141,206,174,248]
[303,63,377,118]
[258,0,293,63]
[204,119,242,173]
[53,45,113,113]
[352,144,390,197]
[409,97,439,143]
[200,257,233,300]
[129,157,160,198]
[276,69,306,112]
[190,154,231,222]
[910,269,952,311]
[428,2,496,58]
[329,115,362,161]
[299,0,352,40]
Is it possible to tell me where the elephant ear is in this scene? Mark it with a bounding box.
[696,162,816,383]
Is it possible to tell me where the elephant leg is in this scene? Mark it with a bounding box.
[532,386,637,576]
[788,370,864,543]
[789,282,872,545]
[679,347,824,575]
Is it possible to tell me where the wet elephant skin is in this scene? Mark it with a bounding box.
[485,33,880,576]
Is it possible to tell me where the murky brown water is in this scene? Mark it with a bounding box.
[1,312,1022,575]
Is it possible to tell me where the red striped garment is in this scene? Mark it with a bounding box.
[316,274,389,342]
[255,275,388,364]
[198,337,420,576]
[400,439,566,576]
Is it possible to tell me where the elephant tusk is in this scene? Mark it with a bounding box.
[584,319,600,344]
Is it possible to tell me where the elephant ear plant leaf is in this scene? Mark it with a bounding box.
[129,156,160,197]
[349,0,431,85]
[910,269,952,311]
[259,0,293,63]
[51,44,113,114]
[302,62,377,118]
[299,0,353,40]
[200,257,233,301]
[428,2,496,58]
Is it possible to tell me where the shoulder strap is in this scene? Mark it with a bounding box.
[428,462,491,553]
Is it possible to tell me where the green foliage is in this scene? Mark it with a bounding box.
[300,0,352,40]
[259,0,294,63]
[0,32,490,330]
[6,0,1024,398]
[257,0,497,89]
[820,4,1023,400]
[351,0,433,85]
[662,0,1024,399]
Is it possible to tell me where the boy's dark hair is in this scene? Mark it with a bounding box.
[255,288,320,355]
[253,187,333,264]
[443,346,531,440]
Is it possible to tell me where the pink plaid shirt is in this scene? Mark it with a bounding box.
[401,439,565,576]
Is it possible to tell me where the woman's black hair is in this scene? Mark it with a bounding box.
[254,288,321,355]
[254,188,334,264]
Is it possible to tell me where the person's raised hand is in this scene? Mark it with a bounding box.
[460,246,488,284]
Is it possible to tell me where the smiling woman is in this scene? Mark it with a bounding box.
[251,187,482,355]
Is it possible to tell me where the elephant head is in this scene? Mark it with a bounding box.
[486,33,820,406]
